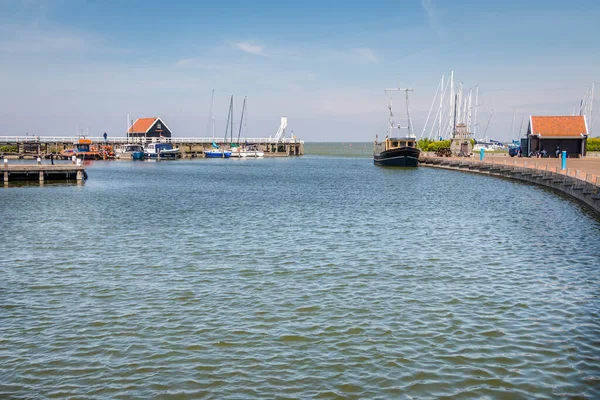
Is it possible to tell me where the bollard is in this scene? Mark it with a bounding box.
[480,148,484,161]
[76,158,82,166]
[561,151,567,170]
[3,158,7,166]
[72,155,77,165]
[37,157,41,165]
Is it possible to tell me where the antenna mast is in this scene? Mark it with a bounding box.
[385,86,414,136]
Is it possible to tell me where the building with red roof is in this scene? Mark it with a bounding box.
[527,116,588,157]
[127,117,172,139]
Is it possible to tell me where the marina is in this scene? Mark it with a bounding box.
[0,135,304,159]
[1,0,599,397]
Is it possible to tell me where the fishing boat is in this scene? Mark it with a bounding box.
[61,136,114,160]
[144,143,179,159]
[373,87,420,167]
[115,144,145,160]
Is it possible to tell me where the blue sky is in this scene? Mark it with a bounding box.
[0,0,598,141]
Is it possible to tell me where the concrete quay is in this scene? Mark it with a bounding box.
[420,154,600,215]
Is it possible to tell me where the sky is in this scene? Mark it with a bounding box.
[0,0,599,142]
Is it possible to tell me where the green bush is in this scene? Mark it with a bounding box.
[417,138,433,150]
[0,145,18,153]
[587,138,600,152]
[426,140,451,152]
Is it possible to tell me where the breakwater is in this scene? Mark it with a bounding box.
[420,156,600,214]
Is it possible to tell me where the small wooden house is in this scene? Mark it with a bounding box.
[527,116,588,157]
[127,117,172,139]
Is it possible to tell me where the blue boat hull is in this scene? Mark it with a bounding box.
[205,151,232,158]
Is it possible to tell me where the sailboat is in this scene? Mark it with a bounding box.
[229,97,264,158]
[373,86,420,167]
[205,92,232,158]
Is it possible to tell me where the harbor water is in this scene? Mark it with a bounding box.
[1,143,599,398]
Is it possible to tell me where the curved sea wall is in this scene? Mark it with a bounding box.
[420,156,600,215]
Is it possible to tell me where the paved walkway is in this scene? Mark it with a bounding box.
[431,154,600,181]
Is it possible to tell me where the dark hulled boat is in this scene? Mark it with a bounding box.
[373,85,420,167]
[373,136,420,166]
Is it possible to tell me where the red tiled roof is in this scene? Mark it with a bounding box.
[127,118,157,134]
[530,116,587,137]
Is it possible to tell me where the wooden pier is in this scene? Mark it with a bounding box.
[0,136,304,159]
[1,162,86,185]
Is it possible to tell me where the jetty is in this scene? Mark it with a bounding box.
[0,136,304,159]
[1,159,86,185]
[420,154,600,214]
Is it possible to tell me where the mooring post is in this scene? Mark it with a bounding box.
[37,157,41,165]
[561,151,567,170]
[480,148,484,161]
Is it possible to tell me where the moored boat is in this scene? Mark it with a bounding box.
[144,143,179,159]
[115,144,145,160]
[205,149,232,158]
[374,136,420,167]
[373,85,420,167]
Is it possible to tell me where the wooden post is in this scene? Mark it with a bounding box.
[77,170,83,181]
[39,171,44,184]
[3,171,8,186]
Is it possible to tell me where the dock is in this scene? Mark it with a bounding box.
[1,162,86,185]
[420,155,600,215]
[0,136,304,159]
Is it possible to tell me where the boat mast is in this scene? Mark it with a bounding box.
[237,96,246,144]
[406,88,413,137]
[224,95,233,142]
[439,74,444,139]
[473,86,479,136]
[385,86,414,136]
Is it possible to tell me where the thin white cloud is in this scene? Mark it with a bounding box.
[420,0,445,38]
[233,41,264,56]
[352,47,380,64]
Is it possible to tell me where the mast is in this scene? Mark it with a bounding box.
[385,86,414,136]
[406,88,413,136]
[473,86,479,136]
[224,95,233,142]
[590,82,595,136]
[237,96,246,143]
[438,74,444,139]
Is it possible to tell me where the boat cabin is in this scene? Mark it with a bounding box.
[385,136,416,151]
[74,138,92,152]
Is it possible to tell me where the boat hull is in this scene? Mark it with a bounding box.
[205,151,232,158]
[374,147,420,167]
[145,152,178,159]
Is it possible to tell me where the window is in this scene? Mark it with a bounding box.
[400,141,406,147]
[157,123,162,130]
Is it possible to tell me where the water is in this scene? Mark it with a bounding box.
[1,145,600,398]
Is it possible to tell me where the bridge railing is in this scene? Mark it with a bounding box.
[0,136,303,145]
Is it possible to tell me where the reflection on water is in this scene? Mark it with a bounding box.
[1,150,599,398]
